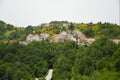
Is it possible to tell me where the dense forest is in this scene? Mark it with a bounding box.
[0,20,120,80]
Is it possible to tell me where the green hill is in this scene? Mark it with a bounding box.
[0,20,120,80]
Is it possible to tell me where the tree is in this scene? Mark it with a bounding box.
[7,24,14,31]
[80,23,88,30]
[8,32,20,40]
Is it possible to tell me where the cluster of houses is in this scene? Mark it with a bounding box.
[19,30,96,46]
[19,33,50,45]
[26,33,50,43]
[52,30,96,45]
[52,31,76,42]
[72,30,95,45]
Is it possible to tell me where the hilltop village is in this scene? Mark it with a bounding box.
[0,20,120,45]
[19,30,95,46]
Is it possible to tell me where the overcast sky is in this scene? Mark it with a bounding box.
[0,0,119,27]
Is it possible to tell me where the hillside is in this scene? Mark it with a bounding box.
[0,20,120,43]
[0,20,120,80]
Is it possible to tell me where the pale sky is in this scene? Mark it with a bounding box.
[0,0,119,27]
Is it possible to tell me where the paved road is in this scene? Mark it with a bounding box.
[45,69,53,80]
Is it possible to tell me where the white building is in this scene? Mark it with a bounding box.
[112,39,120,44]
[61,31,67,36]
[26,34,40,43]
[40,33,50,40]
